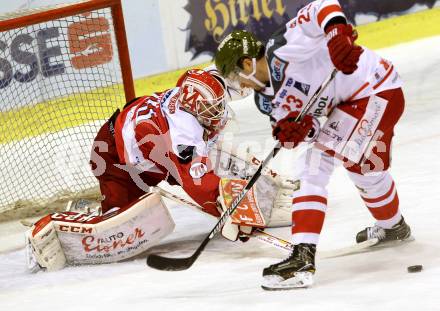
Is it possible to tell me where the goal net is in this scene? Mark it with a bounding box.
[0,0,135,221]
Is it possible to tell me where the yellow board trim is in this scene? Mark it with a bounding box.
[1,7,440,144]
[356,7,440,49]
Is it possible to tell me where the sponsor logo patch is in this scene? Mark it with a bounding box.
[256,93,272,114]
[190,162,208,179]
[160,89,173,105]
[312,96,332,117]
[58,225,93,234]
[285,78,310,95]
[82,228,146,254]
[167,93,179,114]
[270,56,286,82]
[293,80,310,95]
[329,121,340,131]
[279,89,288,99]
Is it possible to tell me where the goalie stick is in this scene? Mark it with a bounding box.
[147,69,338,271]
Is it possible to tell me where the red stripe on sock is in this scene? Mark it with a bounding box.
[361,182,395,204]
[292,210,326,235]
[367,193,399,220]
[293,195,327,205]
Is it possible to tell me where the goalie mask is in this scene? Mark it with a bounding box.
[177,69,228,138]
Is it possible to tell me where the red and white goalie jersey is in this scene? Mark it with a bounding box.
[95,87,222,216]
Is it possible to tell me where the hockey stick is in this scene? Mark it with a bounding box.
[155,187,294,252]
[156,187,379,258]
[147,143,282,271]
[153,187,293,250]
[252,229,380,258]
[147,69,338,271]
[297,68,338,121]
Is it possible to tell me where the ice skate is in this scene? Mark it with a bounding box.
[356,217,412,245]
[261,243,316,290]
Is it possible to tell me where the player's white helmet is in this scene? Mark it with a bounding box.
[176,69,227,137]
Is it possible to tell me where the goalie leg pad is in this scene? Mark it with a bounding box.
[53,193,175,265]
[26,193,174,269]
[26,215,67,272]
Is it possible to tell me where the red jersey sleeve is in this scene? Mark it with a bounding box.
[173,154,221,217]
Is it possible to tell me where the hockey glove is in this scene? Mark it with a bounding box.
[326,23,364,74]
[272,112,314,149]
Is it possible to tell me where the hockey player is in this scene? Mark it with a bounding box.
[25,69,297,272]
[215,0,411,290]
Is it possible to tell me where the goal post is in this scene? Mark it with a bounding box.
[0,0,135,221]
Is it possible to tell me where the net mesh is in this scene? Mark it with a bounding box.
[0,3,128,221]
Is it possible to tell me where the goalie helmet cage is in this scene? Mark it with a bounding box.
[0,0,135,221]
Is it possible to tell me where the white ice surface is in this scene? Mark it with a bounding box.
[1,36,440,311]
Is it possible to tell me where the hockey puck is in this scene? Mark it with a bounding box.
[407,265,423,273]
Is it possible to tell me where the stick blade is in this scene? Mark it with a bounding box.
[147,254,195,271]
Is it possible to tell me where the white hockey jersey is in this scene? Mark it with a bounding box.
[254,0,403,122]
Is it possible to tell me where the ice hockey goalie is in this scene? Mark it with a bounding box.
[25,69,298,272]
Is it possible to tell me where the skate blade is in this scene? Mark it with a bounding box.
[261,272,314,291]
[372,235,415,249]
